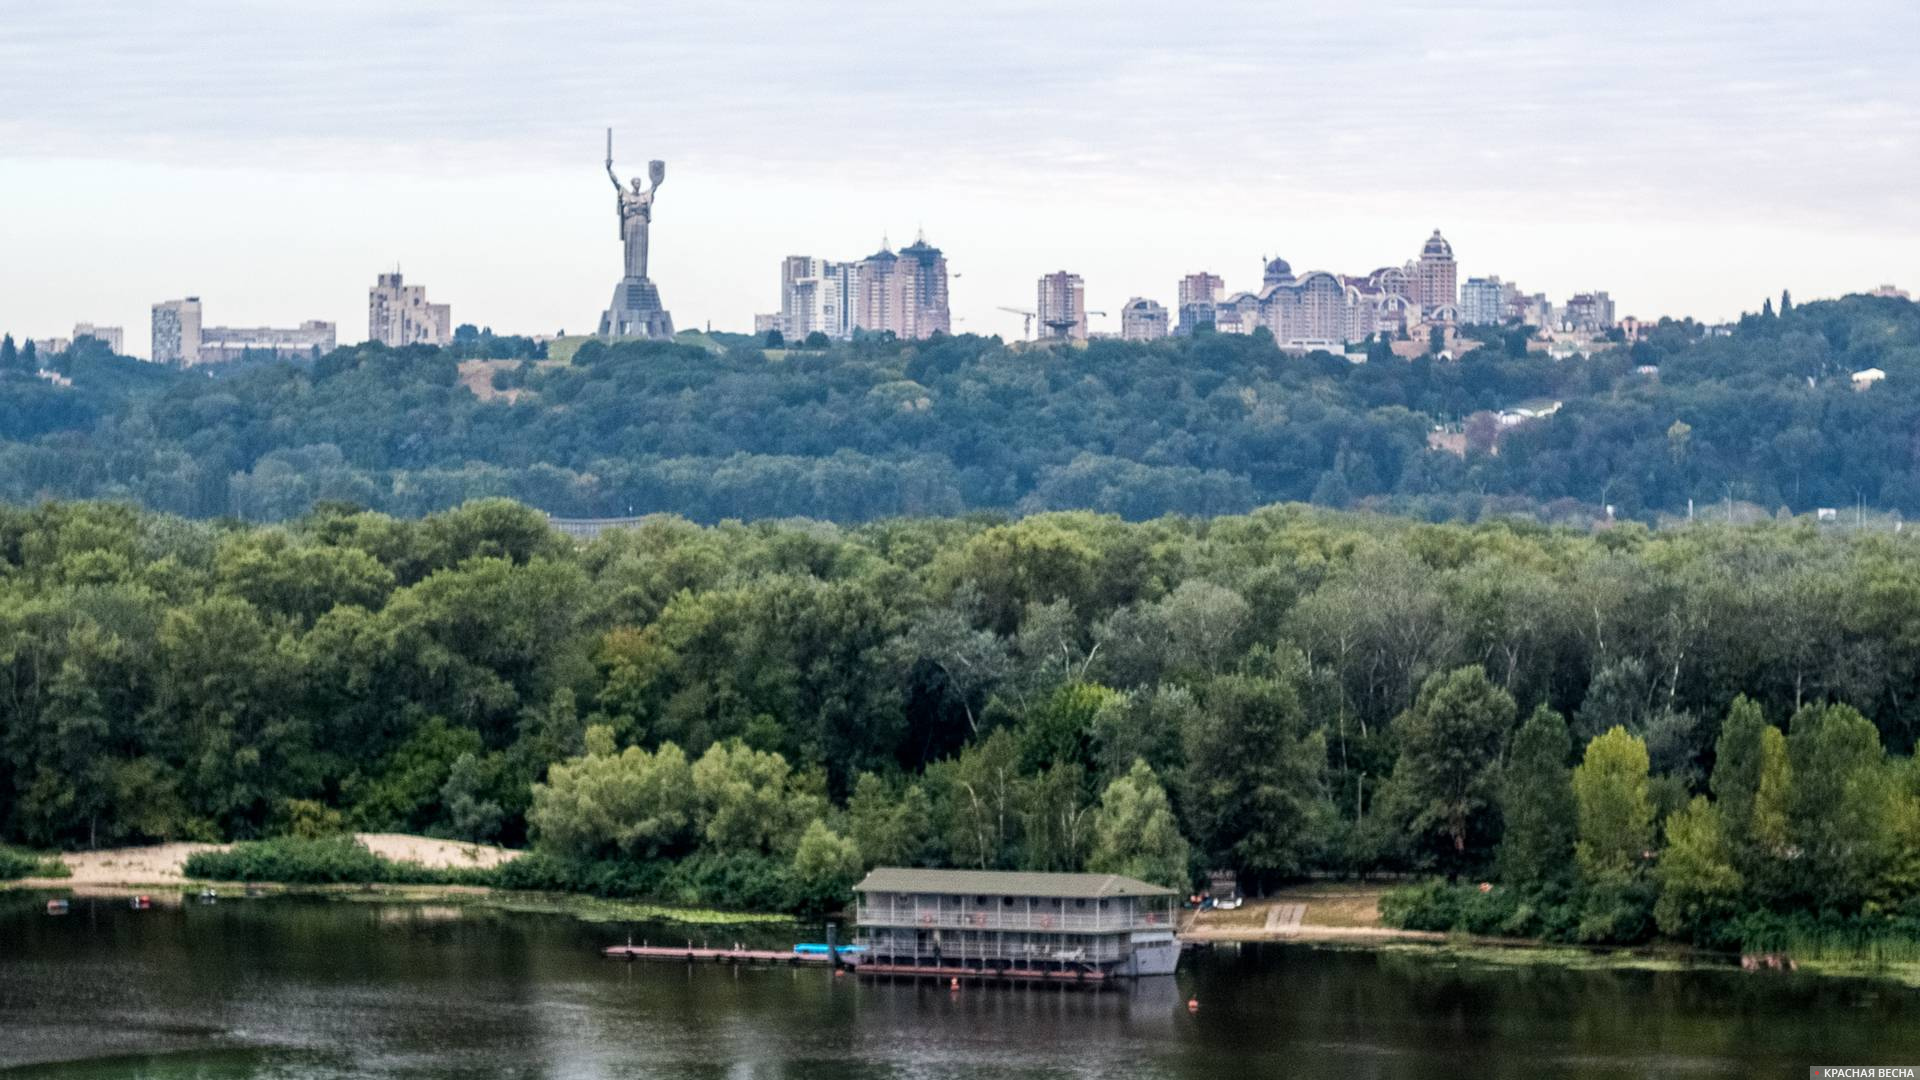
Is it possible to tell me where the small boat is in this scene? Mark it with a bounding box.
[129,895,152,910]
[198,888,218,904]
[792,943,866,956]
[46,899,70,915]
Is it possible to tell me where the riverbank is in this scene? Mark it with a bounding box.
[4,833,520,889]
[1178,882,1920,986]
[1,836,792,927]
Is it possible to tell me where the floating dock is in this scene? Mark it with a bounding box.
[852,962,1109,985]
[602,944,829,966]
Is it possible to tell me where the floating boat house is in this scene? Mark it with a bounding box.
[851,867,1180,982]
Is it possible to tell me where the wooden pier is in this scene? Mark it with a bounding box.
[603,944,829,966]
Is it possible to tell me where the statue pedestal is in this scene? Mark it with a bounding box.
[599,277,674,339]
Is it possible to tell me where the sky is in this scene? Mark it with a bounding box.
[2,0,1917,353]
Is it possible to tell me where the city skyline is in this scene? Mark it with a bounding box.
[3,1,1917,347]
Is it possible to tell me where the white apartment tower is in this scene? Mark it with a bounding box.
[780,256,857,340]
[1460,277,1510,326]
[151,298,203,365]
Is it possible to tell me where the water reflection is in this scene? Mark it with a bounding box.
[0,892,1914,1078]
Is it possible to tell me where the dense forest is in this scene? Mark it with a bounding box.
[5,498,1920,947]
[4,294,1920,523]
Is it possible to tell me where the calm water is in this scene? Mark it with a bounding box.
[1,892,1916,1078]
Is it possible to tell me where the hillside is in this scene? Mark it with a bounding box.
[3,295,1918,523]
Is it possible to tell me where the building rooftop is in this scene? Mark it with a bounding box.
[854,867,1176,899]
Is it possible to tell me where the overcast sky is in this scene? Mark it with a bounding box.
[2,0,1916,352]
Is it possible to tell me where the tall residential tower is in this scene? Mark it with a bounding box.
[1036,271,1087,341]
[369,271,452,347]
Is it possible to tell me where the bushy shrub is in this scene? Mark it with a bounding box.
[183,836,480,885]
[1726,909,1920,965]
[490,851,674,898]
[662,852,797,913]
[490,850,798,913]
[0,846,68,880]
[1380,879,1584,940]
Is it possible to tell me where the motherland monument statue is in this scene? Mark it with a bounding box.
[598,128,675,339]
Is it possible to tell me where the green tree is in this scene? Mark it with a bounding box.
[691,739,825,856]
[1653,796,1742,940]
[1087,759,1190,887]
[1710,696,1791,896]
[1572,726,1653,887]
[527,727,694,859]
[1181,673,1327,886]
[438,751,508,842]
[847,772,933,868]
[1389,666,1515,862]
[929,728,1023,869]
[1019,681,1121,776]
[1019,762,1094,871]
[791,818,862,911]
[1786,703,1895,909]
[1496,705,1576,887]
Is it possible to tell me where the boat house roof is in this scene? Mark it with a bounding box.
[854,867,1176,899]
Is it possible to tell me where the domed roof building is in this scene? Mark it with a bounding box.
[1415,228,1458,314]
[1262,255,1295,286]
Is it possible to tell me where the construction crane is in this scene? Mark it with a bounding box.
[997,306,1038,340]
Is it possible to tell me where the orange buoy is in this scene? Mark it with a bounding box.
[1187,998,1199,1012]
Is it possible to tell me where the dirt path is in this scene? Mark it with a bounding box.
[1180,883,1442,944]
[9,834,521,889]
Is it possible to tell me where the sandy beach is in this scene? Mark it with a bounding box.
[9,833,521,889]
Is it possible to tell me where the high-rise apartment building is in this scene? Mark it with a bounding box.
[368,271,452,347]
[1036,271,1087,341]
[780,256,858,340]
[71,323,124,354]
[854,235,950,340]
[151,298,203,365]
[1120,298,1169,341]
[1562,291,1616,332]
[1176,272,1225,335]
[1415,229,1458,316]
[1460,277,1510,326]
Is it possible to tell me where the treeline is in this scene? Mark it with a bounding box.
[1381,679,1920,957]
[4,294,1920,522]
[7,498,1920,934]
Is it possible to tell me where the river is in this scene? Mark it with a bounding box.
[1,891,1915,1078]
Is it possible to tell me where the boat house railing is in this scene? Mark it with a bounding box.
[855,894,1174,935]
[857,928,1131,965]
